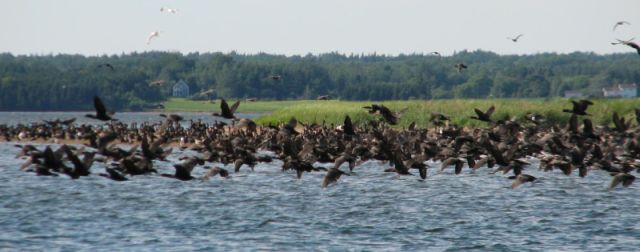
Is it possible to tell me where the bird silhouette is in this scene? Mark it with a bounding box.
[212,99,240,119]
[470,105,495,123]
[455,63,468,73]
[562,100,593,116]
[85,96,116,121]
[613,21,631,31]
[97,63,114,71]
[507,34,524,42]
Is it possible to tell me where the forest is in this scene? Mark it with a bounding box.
[0,50,638,111]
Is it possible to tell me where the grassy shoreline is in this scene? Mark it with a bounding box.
[164,98,640,128]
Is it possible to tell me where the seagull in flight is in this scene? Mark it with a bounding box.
[507,34,524,42]
[613,21,630,31]
[430,51,441,57]
[160,7,178,14]
[147,31,160,45]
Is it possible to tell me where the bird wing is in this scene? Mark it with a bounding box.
[515,34,523,40]
[93,96,107,116]
[485,105,496,117]
[343,115,355,135]
[220,99,231,116]
[473,108,484,118]
[229,100,241,113]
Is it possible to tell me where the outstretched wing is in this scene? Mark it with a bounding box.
[220,99,231,115]
[94,96,107,116]
[485,105,495,117]
[229,100,241,113]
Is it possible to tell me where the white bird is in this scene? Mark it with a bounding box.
[160,7,178,14]
[613,21,630,31]
[507,34,524,42]
[147,31,160,45]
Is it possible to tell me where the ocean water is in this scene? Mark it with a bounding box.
[1,114,640,251]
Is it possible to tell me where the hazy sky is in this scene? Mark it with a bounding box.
[1,0,639,56]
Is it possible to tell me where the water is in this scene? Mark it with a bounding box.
[1,114,640,251]
[0,112,259,126]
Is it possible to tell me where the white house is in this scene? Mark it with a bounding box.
[172,80,190,97]
[602,83,637,98]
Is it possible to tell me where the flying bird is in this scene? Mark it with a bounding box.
[613,21,630,31]
[97,63,114,71]
[430,52,441,57]
[147,31,160,45]
[160,7,178,14]
[454,63,467,73]
[616,39,640,55]
[507,34,524,42]
[85,96,116,121]
[212,99,240,119]
[270,75,282,80]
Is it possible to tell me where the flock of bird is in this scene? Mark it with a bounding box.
[2,96,640,190]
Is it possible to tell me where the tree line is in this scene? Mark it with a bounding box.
[0,50,638,111]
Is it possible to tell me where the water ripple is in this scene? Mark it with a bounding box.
[1,143,640,251]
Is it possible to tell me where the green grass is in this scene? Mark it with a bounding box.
[164,98,640,128]
[163,98,309,113]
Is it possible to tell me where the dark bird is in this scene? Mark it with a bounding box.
[85,96,116,121]
[159,113,183,123]
[212,99,240,119]
[430,112,450,126]
[454,63,468,73]
[609,172,635,189]
[341,115,356,136]
[611,37,634,45]
[562,99,593,116]
[621,40,640,55]
[510,174,537,189]
[321,168,350,188]
[271,75,282,80]
[162,157,205,181]
[470,105,495,123]
[202,167,229,180]
[98,63,114,71]
[99,168,128,181]
[363,104,403,125]
[317,95,331,100]
[431,51,441,57]
[507,34,524,42]
[613,21,631,31]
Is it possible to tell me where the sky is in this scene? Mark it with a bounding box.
[1,0,639,56]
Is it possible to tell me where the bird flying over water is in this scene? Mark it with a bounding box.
[86,96,116,121]
[507,34,524,42]
[613,21,630,31]
[147,31,160,45]
[212,99,240,119]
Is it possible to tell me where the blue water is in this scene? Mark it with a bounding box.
[1,143,639,251]
[1,112,639,251]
